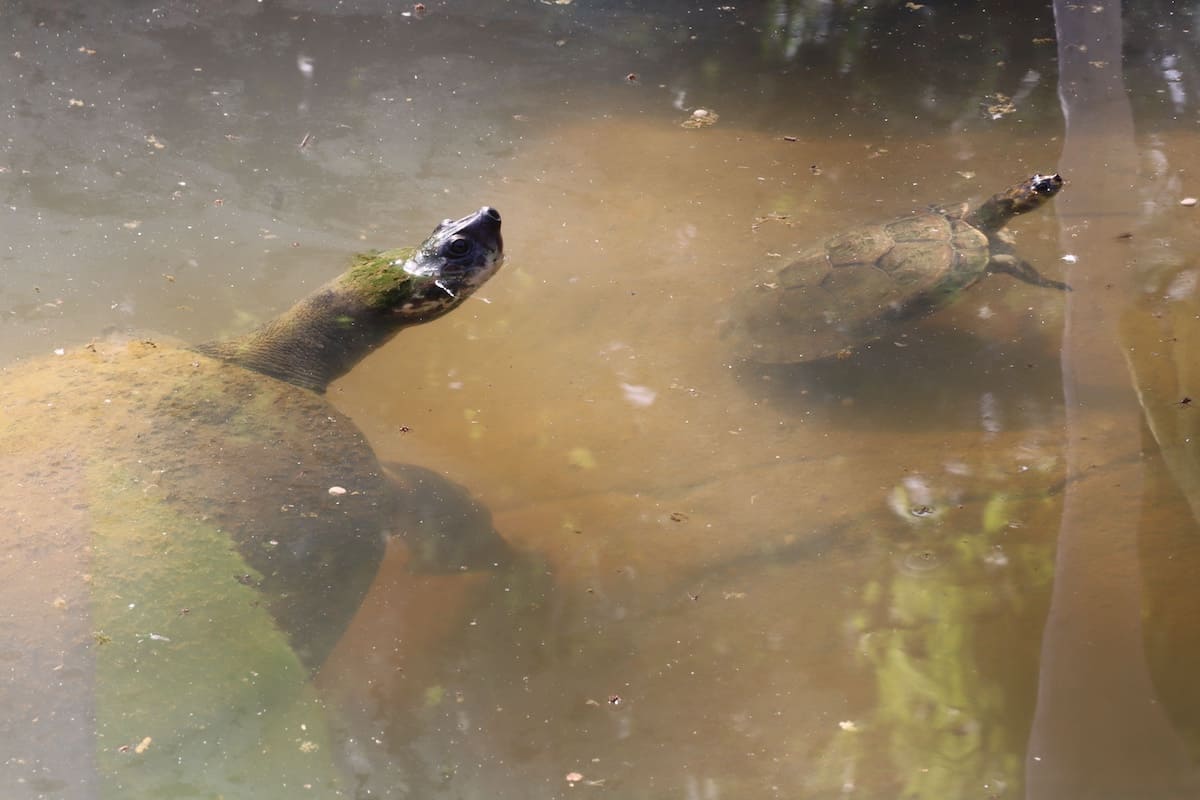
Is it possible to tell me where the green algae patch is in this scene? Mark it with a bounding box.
[89,463,348,798]
[981,492,1012,536]
[810,479,1059,798]
[343,247,420,311]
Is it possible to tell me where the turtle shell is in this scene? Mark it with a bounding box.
[0,338,471,795]
[0,206,509,796]
[728,207,992,364]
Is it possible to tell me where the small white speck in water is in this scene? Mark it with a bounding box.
[620,382,657,407]
[1166,270,1198,301]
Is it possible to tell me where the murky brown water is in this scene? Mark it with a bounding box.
[5,0,1200,797]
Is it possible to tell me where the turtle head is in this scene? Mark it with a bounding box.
[396,206,504,315]
[198,207,504,393]
[969,173,1064,232]
[1010,173,1064,213]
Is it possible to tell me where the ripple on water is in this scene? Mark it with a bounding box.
[896,548,944,577]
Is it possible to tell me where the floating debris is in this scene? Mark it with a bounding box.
[328,485,347,496]
[983,93,1016,119]
[750,212,792,231]
[1181,197,1197,207]
[681,108,718,129]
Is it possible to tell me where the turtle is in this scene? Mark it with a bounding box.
[0,206,509,797]
[727,173,1068,363]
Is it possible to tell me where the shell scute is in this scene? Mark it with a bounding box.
[884,212,953,244]
[878,241,955,286]
[826,227,893,266]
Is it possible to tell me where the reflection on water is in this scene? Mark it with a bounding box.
[6,0,1200,797]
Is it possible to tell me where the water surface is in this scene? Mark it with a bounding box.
[4,1,1200,798]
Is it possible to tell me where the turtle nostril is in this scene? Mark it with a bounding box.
[480,207,501,223]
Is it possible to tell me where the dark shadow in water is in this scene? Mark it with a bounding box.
[732,321,1065,432]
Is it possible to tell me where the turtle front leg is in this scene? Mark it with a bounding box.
[987,253,1072,292]
[382,462,514,573]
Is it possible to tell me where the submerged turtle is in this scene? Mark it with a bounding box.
[0,207,508,796]
[728,174,1067,363]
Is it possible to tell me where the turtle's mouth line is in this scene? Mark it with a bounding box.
[389,258,504,316]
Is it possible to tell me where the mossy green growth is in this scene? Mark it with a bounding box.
[90,463,348,798]
[808,483,1059,798]
[342,247,420,312]
[981,492,1012,536]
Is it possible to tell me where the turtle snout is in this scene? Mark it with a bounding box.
[465,206,503,253]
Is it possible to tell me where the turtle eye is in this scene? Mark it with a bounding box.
[446,237,472,258]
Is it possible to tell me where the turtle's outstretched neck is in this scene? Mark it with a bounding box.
[196,262,420,393]
[196,207,504,394]
[964,173,1064,233]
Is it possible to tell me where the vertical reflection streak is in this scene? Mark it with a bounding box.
[1025,2,1196,797]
